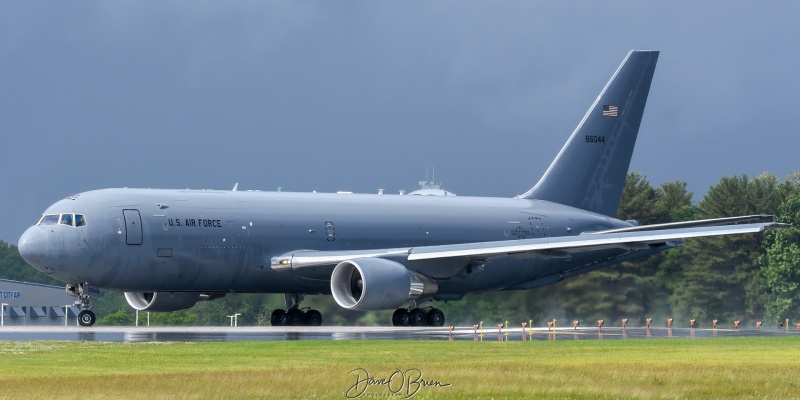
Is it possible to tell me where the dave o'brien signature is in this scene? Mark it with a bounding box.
[346,368,451,398]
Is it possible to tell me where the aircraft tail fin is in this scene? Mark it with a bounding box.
[518,50,659,217]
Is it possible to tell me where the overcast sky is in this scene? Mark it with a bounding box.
[1,2,798,243]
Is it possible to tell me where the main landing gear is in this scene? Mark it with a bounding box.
[67,282,96,327]
[270,293,322,326]
[392,307,445,327]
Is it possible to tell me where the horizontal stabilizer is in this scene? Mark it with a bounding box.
[585,214,775,235]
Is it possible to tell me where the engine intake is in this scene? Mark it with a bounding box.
[124,292,201,312]
[330,258,438,311]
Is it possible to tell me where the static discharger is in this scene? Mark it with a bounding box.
[646,318,652,329]
[667,318,673,328]
[690,319,696,329]
[712,319,718,328]
[621,318,628,328]
[573,320,580,330]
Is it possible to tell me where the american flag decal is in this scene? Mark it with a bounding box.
[602,105,618,117]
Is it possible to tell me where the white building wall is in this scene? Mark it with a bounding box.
[0,279,83,326]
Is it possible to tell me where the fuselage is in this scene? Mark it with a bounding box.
[18,188,635,295]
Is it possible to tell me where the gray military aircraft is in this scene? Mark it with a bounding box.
[17,50,784,327]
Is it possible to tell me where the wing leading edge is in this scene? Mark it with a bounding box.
[272,216,786,271]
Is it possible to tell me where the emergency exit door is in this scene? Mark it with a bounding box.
[123,209,143,245]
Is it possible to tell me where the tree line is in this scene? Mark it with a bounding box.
[1,171,798,327]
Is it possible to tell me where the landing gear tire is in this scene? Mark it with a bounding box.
[288,308,305,326]
[69,282,95,327]
[271,309,287,326]
[272,294,324,326]
[78,310,96,327]
[409,308,427,327]
[392,309,410,326]
[305,310,322,326]
[427,308,445,327]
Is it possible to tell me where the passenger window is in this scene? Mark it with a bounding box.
[40,215,59,225]
[59,213,74,227]
[75,214,86,227]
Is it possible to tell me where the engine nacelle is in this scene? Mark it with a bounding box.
[124,292,201,312]
[330,258,438,311]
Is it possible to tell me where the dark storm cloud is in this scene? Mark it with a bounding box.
[1,2,798,242]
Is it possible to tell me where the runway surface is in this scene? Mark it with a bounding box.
[0,325,798,342]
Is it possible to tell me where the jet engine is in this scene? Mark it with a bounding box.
[330,258,438,311]
[124,292,201,312]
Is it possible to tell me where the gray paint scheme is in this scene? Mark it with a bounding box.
[16,50,782,316]
[518,50,658,216]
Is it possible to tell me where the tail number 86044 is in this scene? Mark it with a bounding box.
[585,135,605,144]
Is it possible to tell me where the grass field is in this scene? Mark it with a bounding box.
[1,337,799,399]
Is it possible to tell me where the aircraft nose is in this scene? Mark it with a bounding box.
[18,227,49,269]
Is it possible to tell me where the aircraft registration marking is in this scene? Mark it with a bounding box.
[585,135,605,143]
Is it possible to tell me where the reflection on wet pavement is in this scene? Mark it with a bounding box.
[1,326,798,342]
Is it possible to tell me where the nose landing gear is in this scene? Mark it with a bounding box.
[67,282,96,327]
[78,310,96,327]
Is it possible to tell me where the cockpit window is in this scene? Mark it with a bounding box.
[39,214,59,225]
[37,213,86,227]
[59,213,74,226]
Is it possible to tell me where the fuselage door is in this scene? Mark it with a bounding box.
[123,209,143,245]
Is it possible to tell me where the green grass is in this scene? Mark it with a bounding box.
[2,338,800,399]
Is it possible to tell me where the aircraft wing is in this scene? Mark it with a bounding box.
[272,219,786,270]
[406,222,784,261]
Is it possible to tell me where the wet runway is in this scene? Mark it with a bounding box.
[0,325,798,342]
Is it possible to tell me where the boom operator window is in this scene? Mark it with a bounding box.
[37,213,87,227]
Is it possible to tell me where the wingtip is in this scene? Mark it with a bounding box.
[765,222,791,230]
